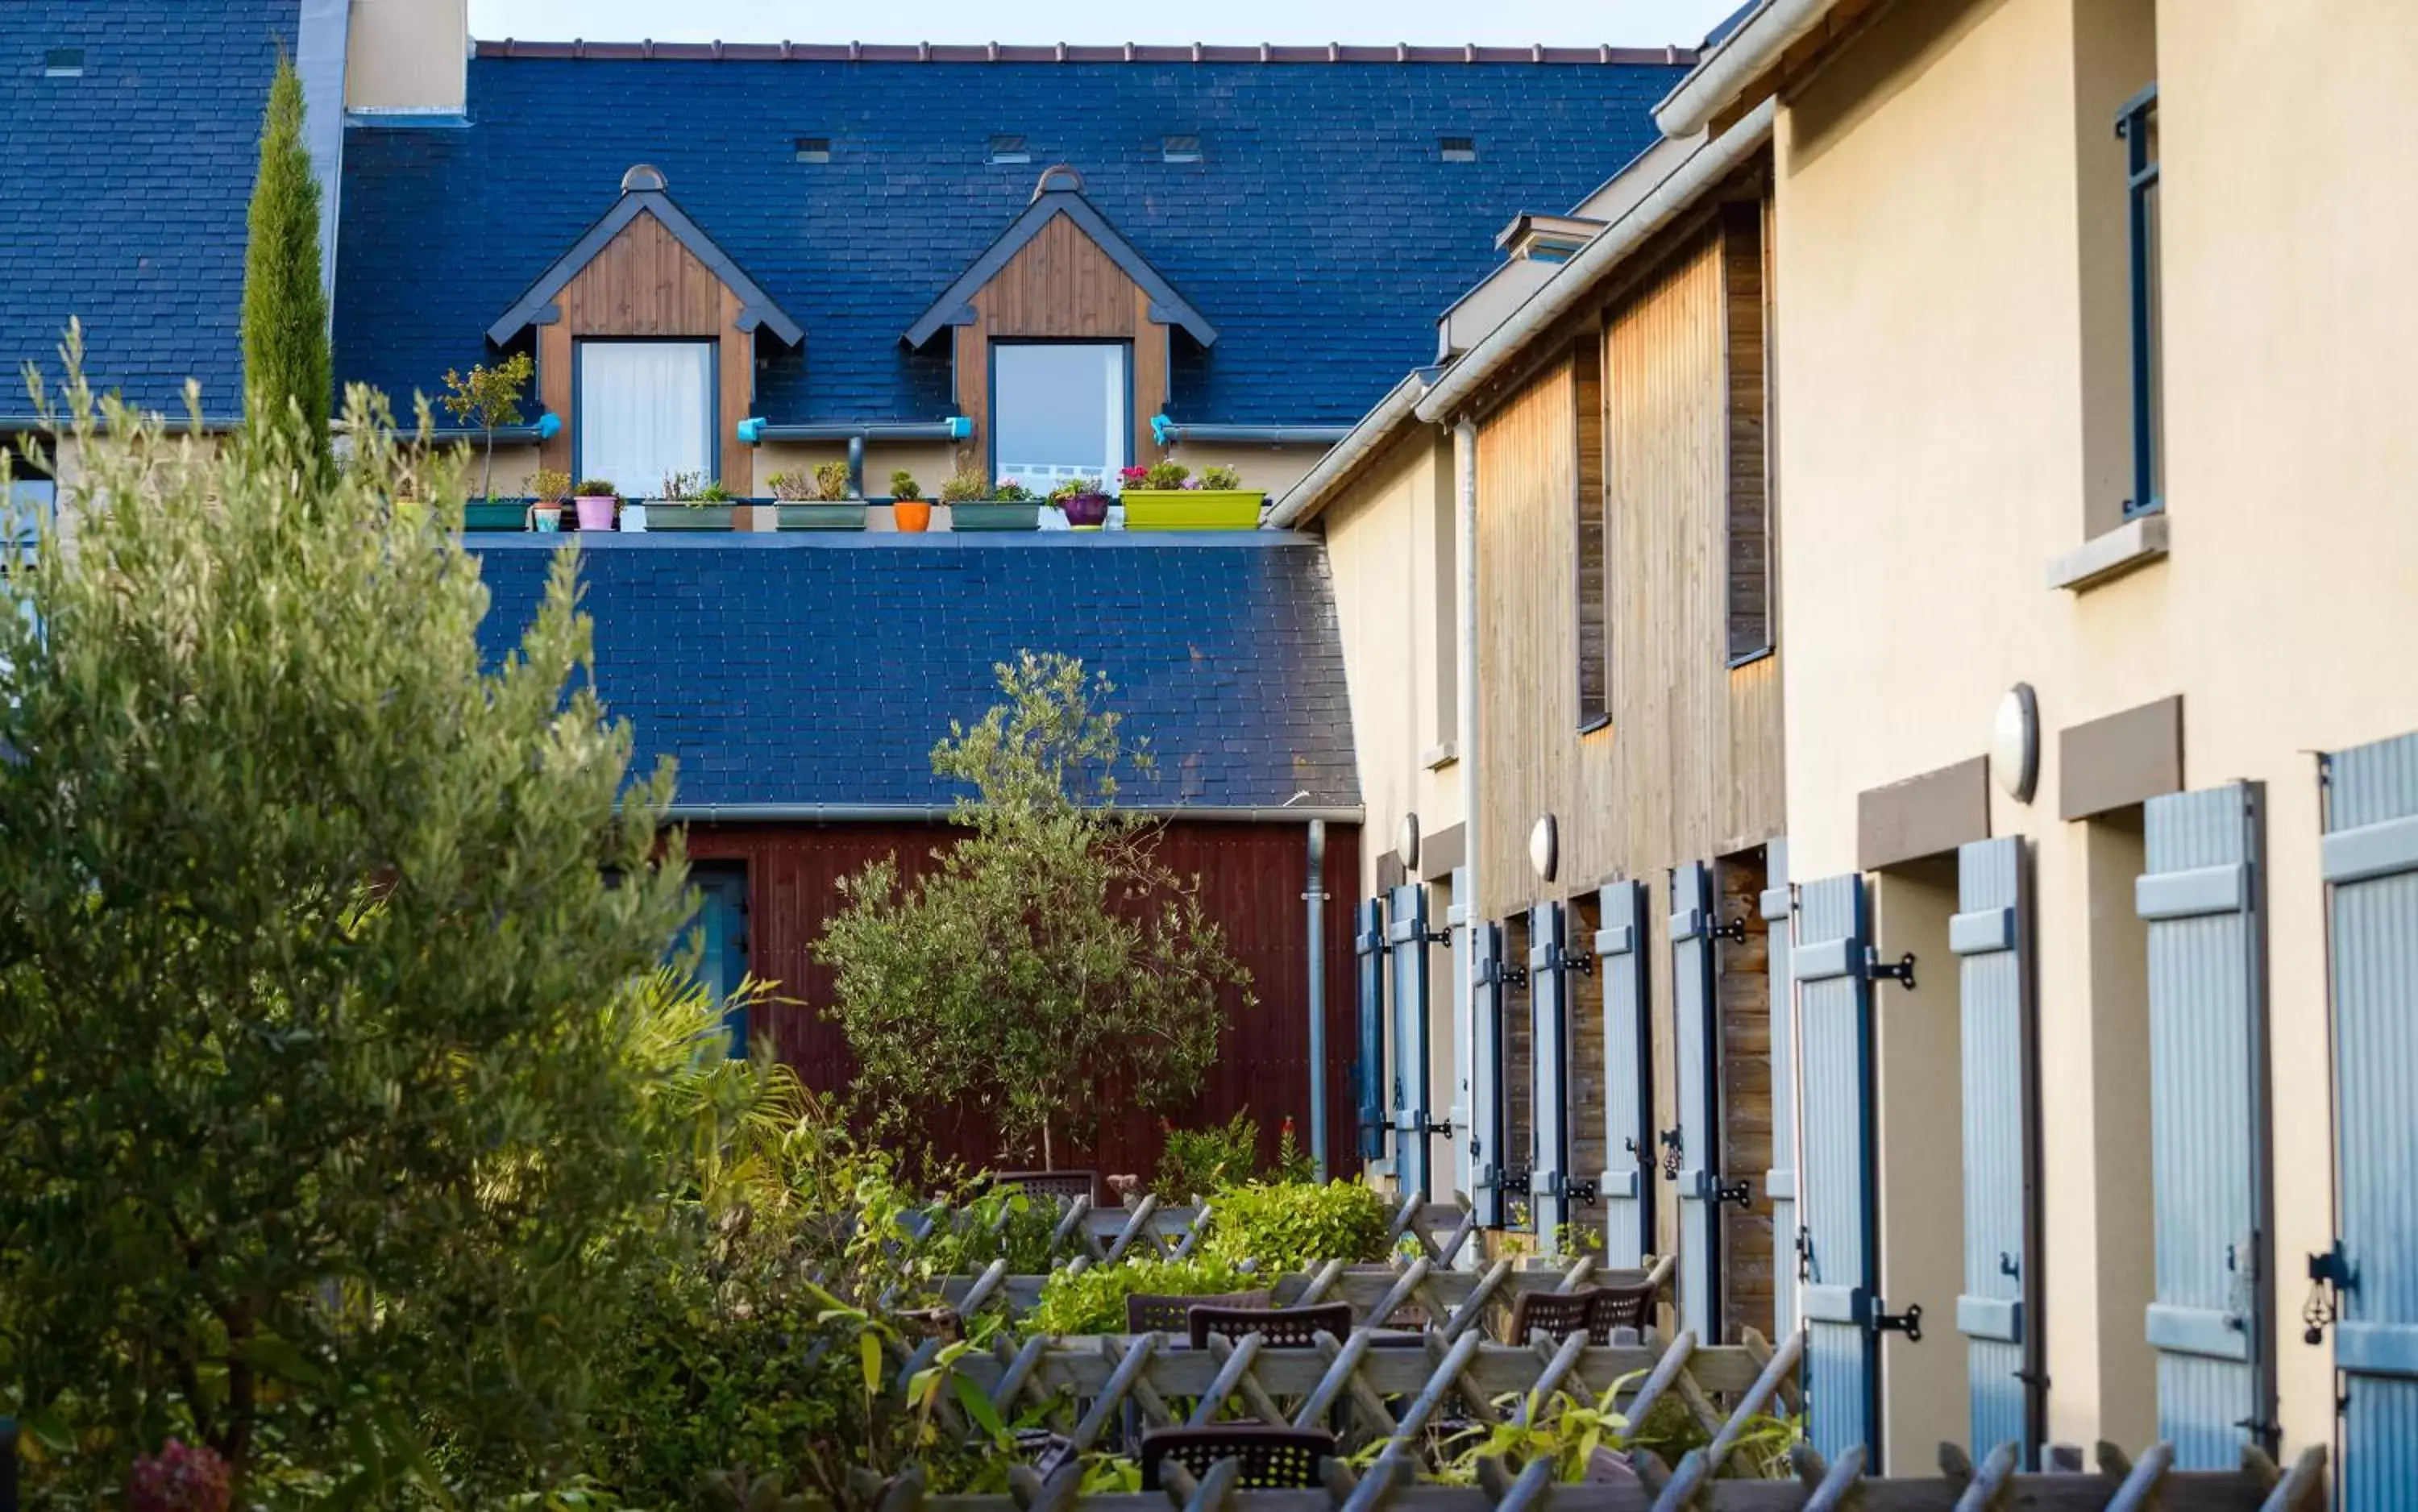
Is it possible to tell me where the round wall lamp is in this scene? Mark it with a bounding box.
[1397,812,1421,874]
[1992,683,2040,804]
[1530,813,1559,883]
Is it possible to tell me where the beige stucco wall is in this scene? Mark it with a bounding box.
[1772,0,2418,1463]
[345,0,467,114]
[1161,440,1323,502]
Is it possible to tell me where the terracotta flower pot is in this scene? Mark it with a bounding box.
[893,499,933,533]
[574,495,617,530]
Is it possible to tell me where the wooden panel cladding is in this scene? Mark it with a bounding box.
[953,214,1170,475]
[537,321,571,478]
[717,287,754,494]
[562,210,725,335]
[1573,337,1609,723]
[1717,849,1774,1344]
[1473,195,1783,924]
[686,820,1363,1179]
[1724,201,1770,663]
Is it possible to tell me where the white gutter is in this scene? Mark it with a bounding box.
[1265,369,1439,529]
[1653,0,1838,139]
[1413,98,1776,426]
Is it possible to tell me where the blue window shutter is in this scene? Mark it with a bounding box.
[1760,840,1798,1341]
[1527,901,1572,1248]
[1795,868,1881,1462]
[686,866,751,1056]
[1469,919,1506,1227]
[1388,882,1435,1200]
[2138,782,2275,1467]
[1669,859,1722,1339]
[2322,733,2418,1506]
[1596,878,1653,1267]
[1448,871,1476,1207]
[1953,835,2036,1460]
[1354,898,1389,1163]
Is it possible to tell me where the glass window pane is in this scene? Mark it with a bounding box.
[577,341,714,499]
[992,343,1126,495]
[2143,173,2163,505]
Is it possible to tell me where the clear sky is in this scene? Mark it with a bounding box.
[467,0,1744,48]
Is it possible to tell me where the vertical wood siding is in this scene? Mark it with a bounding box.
[1573,339,1609,721]
[1723,202,1771,663]
[1718,851,1775,1341]
[683,820,1362,1179]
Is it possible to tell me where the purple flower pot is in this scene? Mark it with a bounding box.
[1060,492,1110,529]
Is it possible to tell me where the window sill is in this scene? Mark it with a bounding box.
[2047,512,2169,592]
[1421,741,1459,771]
[1577,713,1612,737]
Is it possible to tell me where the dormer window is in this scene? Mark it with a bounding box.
[993,343,1129,494]
[1494,213,1605,265]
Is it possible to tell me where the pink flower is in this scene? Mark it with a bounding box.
[127,1440,233,1512]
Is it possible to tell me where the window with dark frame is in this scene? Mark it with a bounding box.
[1723,199,1772,665]
[987,134,1030,164]
[1573,337,1609,728]
[2117,85,2162,517]
[43,48,85,77]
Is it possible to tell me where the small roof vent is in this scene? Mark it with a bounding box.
[44,48,85,78]
[988,134,1031,164]
[1031,163,1086,200]
[1161,133,1203,164]
[620,163,668,193]
[1439,135,1477,163]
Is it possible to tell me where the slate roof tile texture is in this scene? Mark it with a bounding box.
[0,0,300,415]
[468,535,1361,812]
[336,54,1683,427]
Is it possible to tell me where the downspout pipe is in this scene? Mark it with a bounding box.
[1307,817,1330,1181]
[1453,419,1480,1193]
[1652,0,1834,139]
[1150,416,1355,448]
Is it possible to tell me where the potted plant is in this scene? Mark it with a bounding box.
[769,465,867,530]
[464,476,537,532]
[1120,461,1264,531]
[889,470,932,533]
[438,351,534,507]
[526,493,564,533]
[1049,476,1110,530]
[645,471,737,531]
[571,475,617,531]
[942,467,1041,531]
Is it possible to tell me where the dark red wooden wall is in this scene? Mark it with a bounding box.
[684,820,1364,1182]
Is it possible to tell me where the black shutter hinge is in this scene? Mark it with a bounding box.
[1715,1179,1752,1210]
[1709,914,1749,945]
[1658,1128,1684,1182]
[1863,947,1917,991]
[1872,1302,1924,1342]
[2304,1241,2354,1345]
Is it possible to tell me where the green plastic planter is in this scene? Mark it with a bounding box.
[776,503,869,530]
[463,499,530,531]
[645,505,737,531]
[1120,489,1265,531]
[949,501,1041,531]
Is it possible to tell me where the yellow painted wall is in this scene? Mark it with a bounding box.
[345,0,466,114]
[1163,441,1324,501]
[1772,0,2418,1462]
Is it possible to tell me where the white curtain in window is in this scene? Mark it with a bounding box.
[993,343,1128,496]
[578,341,713,497]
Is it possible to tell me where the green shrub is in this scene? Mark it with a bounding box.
[1028,1256,1256,1335]
[242,56,331,470]
[1155,1110,1259,1202]
[1201,1180,1391,1271]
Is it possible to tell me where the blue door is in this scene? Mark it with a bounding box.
[688,865,750,1054]
[1669,859,1722,1339]
[1469,920,1507,1227]
[1759,841,1797,1341]
[1354,897,1389,1163]
[1527,901,1572,1248]
[2138,783,2275,1466]
[2321,733,2418,1506]
[1793,870,1880,1462]
[1595,879,1653,1268]
[1951,836,2037,1460]
[1388,882,1435,1200]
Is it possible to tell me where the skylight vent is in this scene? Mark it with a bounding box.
[988,134,1031,164]
[44,48,85,78]
[1162,133,1203,164]
[1439,135,1477,163]
[793,135,832,164]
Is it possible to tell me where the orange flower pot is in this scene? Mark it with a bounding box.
[892,499,933,533]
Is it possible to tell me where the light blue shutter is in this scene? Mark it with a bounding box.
[691,868,751,1055]
[1760,841,1798,1340]
[1388,882,1435,1201]
[1469,920,1506,1227]
[1528,901,1572,1248]
[1794,870,1880,1462]
[1354,898,1390,1163]
[2138,783,2275,1467]
[1448,871,1475,1207]
[1669,859,1722,1339]
[1596,879,1653,1268]
[1952,836,2034,1459]
[2321,733,2418,1507]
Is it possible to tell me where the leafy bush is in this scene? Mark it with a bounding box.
[1199,464,1244,490]
[767,469,813,501]
[1046,476,1103,504]
[530,467,572,501]
[941,467,991,504]
[1156,1111,1260,1202]
[572,476,618,498]
[812,461,852,501]
[888,469,921,502]
[1027,1256,1257,1335]
[1137,460,1190,490]
[1201,1180,1391,1271]
[695,480,733,504]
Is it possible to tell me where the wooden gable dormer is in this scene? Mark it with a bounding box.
[905,165,1215,482]
[488,165,804,496]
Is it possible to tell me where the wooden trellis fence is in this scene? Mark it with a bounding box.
[926,1194,1481,1273]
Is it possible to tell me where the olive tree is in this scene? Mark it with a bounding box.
[817,653,1250,1168]
[0,347,695,1497]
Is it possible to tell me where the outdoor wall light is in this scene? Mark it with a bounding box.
[1530,813,1558,883]
[1993,683,2040,804]
[1398,812,1421,874]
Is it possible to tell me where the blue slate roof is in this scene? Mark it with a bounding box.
[337,53,1685,427]
[468,535,1360,811]
[0,0,299,417]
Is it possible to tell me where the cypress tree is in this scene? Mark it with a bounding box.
[240,56,331,463]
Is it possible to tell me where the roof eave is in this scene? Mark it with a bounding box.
[1266,368,1440,529]
[901,189,1217,349]
[485,187,806,348]
[1652,0,1842,137]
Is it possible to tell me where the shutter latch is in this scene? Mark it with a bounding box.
[2304,1241,2354,1345]
[1863,947,1918,991]
[1871,1301,1925,1342]
[1708,913,1749,945]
